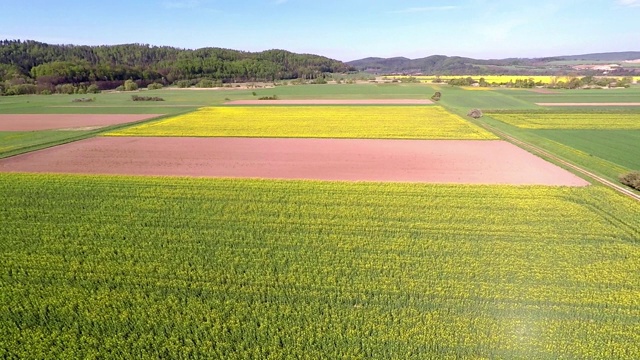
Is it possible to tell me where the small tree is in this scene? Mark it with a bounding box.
[175,80,191,88]
[431,91,441,101]
[467,109,483,118]
[620,171,640,190]
[87,84,100,93]
[124,79,138,91]
[196,79,215,88]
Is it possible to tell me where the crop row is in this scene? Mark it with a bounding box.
[490,113,640,129]
[1,174,639,358]
[106,106,497,140]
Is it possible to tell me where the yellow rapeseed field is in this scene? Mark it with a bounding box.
[490,113,640,129]
[397,75,576,84]
[2,173,640,358]
[107,106,497,139]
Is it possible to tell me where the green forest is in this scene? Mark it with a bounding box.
[0,40,353,95]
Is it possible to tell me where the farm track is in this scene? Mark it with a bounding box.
[477,121,640,202]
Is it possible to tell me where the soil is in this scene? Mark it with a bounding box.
[0,137,589,186]
[536,102,640,106]
[0,114,163,131]
[224,99,434,105]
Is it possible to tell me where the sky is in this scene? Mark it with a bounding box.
[2,0,639,61]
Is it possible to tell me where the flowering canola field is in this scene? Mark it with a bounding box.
[107,106,497,139]
[394,75,576,84]
[1,173,639,358]
[490,113,640,129]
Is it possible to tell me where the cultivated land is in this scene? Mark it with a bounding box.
[0,114,161,131]
[225,99,434,105]
[0,137,588,185]
[106,106,496,140]
[1,175,639,358]
[1,82,640,358]
[537,102,640,106]
[490,113,640,130]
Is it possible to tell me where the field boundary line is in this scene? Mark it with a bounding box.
[477,121,640,202]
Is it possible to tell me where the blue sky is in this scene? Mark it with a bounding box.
[2,0,639,61]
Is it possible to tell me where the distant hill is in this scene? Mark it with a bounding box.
[347,51,640,75]
[556,51,640,61]
[0,40,352,95]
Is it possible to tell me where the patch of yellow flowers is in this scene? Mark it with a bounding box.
[106,106,497,140]
[490,113,640,129]
[1,173,640,358]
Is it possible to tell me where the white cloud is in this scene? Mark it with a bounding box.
[618,0,640,6]
[391,6,460,14]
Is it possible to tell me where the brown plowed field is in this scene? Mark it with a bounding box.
[0,114,163,131]
[0,137,589,186]
[225,99,434,105]
[536,102,640,106]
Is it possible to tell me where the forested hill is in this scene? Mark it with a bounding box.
[0,40,352,89]
[347,51,640,75]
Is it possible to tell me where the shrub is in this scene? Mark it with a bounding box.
[71,97,95,103]
[87,84,101,94]
[258,95,278,100]
[56,83,76,94]
[467,109,483,119]
[115,85,125,91]
[147,83,163,90]
[196,79,219,88]
[619,171,640,190]
[124,79,138,91]
[132,95,164,101]
[431,91,441,101]
[5,84,38,95]
[175,80,191,88]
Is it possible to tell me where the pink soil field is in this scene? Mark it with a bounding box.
[536,102,640,106]
[225,99,434,105]
[0,137,589,186]
[0,114,162,131]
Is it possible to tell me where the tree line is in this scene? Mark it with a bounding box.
[0,40,354,95]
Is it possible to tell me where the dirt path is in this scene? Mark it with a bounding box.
[476,121,640,201]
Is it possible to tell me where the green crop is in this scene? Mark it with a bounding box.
[1,174,639,358]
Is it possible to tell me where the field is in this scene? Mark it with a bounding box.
[394,75,577,84]
[536,130,640,170]
[106,106,497,140]
[1,83,640,358]
[0,138,587,185]
[1,174,639,358]
[0,114,161,131]
[489,113,640,129]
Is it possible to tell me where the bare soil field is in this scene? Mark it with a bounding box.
[536,102,640,106]
[0,137,589,186]
[225,99,434,105]
[0,114,163,131]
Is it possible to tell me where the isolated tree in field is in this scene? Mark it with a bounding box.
[467,109,483,118]
[431,91,441,101]
[124,79,138,91]
[620,171,640,190]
